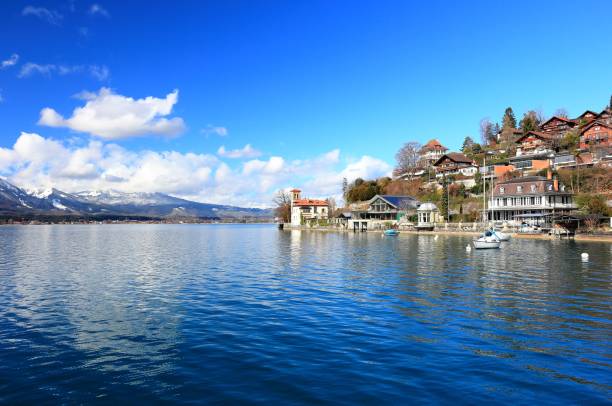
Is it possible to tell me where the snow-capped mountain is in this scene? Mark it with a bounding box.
[0,178,272,219]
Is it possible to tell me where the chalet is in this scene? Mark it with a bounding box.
[289,189,329,226]
[515,131,555,157]
[595,108,611,125]
[433,153,477,178]
[487,172,575,225]
[540,116,577,139]
[349,194,420,231]
[575,110,599,124]
[580,120,612,150]
[419,139,448,165]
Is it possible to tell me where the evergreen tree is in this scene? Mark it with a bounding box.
[502,107,517,129]
[461,136,475,153]
[440,177,449,221]
[520,111,540,133]
[609,94,612,110]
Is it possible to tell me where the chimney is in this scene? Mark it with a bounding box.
[546,168,552,180]
[553,177,558,192]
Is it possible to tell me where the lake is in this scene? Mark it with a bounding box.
[0,224,610,404]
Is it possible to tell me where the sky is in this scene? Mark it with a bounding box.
[1,0,611,207]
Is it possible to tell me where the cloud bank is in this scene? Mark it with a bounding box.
[0,133,391,207]
[38,88,186,140]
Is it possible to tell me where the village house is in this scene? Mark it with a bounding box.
[514,131,555,157]
[419,139,448,166]
[540,116,577,139]
[487,171,576,226]
[349,194,419,231]
[575,110,599,124]
[580,120,611,150]
[433,153,478,186]
[289,189,329,226]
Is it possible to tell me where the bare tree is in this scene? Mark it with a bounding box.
[394,141,422,178]
[273,190,291,222]
[479,118,496,146]
[554,108,569,118]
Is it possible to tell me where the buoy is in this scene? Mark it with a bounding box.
[434,235,439,240]
[466,245,471,252]
[581,252,589,261]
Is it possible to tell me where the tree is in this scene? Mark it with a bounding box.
[440,177,449,221]
[461,136,475,153]
[609,94,612,110]
[519,110,541,133]
[326,197,337,213]
[342,177,348,202]
[394,141,422,177]
[479,118,497,146]
[345,178,382,203]
[575,194,609,216]
[501,107,517,129]
[273,190,291,222]
[554,108,569,118]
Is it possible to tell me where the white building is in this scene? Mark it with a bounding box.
[290,189,329,226]
[487,175,576,225]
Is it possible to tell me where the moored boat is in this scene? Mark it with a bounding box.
[383,229,399,236]
[473,231,501,249]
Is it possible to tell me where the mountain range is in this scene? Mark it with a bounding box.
[0,178,273,220]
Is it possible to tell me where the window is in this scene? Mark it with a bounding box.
[548,184,553,191]
[517,186,523,193]
[530,184,536,192]
[500,187,505,194]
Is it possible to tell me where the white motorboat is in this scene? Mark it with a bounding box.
[473,231,501,249]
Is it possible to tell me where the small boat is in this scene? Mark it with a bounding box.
[383,229,399,236]
[473,230,501,249]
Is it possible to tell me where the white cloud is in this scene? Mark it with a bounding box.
[18,63,110,81]
[1,54,19,69]
[217,144,262,159]
[22,6,63,25]
[88,4,110,17]
[201,125,228,137]
[38,88,186,140]
[0,132,392,207]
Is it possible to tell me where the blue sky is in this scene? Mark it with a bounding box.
[0,0,611,206]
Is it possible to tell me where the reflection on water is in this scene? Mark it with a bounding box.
[0,225,610,404]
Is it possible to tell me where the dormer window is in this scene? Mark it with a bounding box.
[530,184,536,192]
[517,186,523,193]
[548,184,553,191]
[499,187,505,195]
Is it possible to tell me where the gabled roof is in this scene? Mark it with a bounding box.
[433,152,474,166]
[580,120,612,134]
[515,131,555,143]
[369,194,420,210]
[596,108,611,119]
[420,139,448,152]
[540,116,578,127]
[575,110,599,121]
[293,199,328,207]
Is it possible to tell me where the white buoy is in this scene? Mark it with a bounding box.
[466,245,471,252]
[434,235,439,240]
[581,252,589,261]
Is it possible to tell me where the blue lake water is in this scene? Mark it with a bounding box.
[0,224,610,404]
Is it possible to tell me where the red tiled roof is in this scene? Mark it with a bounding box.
[293,199,328,207]
[420,139,448,152]
[289,188,301,192]
[575,110,599,121]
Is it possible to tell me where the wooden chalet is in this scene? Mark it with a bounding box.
[580,120,612,150]
[540,116,577,138]
[433,153,477,177]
